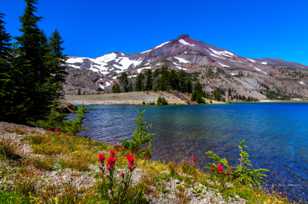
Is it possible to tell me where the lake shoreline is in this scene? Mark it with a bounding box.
[65,93,308,105]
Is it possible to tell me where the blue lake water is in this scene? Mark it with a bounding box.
[79,103,308,202]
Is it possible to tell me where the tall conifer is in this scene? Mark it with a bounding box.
[0,13,13,121]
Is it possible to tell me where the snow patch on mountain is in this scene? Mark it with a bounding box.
[247,58,256,63]
[209,48,235,58]
[254,67,267,75]
[299,81,305,86]
[179,39,195,47]
[217,62,230,68]
[66,57,87,64]
[95,52,119,63]
[174,56,190,64]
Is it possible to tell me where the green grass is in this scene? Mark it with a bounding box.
[0,125,291,204]
[0,191,30,204]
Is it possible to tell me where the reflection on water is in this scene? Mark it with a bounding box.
[79,103,308,202]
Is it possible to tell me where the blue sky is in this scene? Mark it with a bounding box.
[1,0,308,65]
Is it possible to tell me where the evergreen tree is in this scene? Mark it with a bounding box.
[0,13,13,121]
[119,72,129,92]
[135,73,144,91]
[15,0,54,121]
[112,83,121,93]
[157,65,169,91]
[145,69,152,91]
[48,30,67,84]
[191,82,205,103]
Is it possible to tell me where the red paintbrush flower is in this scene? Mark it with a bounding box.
[109,149,117,157]
[126,153,135,171]
[106,156,117,171]
[97,152,105,163]
[217,163,224,174]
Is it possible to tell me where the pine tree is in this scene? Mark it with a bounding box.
[0,13,13,121]
[49,30,67,84]
[192,82,205,103]
[112,83,121,93]
[14,0,51,121]
[119,72,129,92]
[48,30,67,99]
[145,69,152,91]
[136,73,144,91]
[14,0,63,122]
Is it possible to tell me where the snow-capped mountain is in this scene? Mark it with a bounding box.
[65,35,308,99]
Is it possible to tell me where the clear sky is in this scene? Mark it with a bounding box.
[1,0,308,65]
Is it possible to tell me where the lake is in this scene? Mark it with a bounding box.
[79,103,308,202]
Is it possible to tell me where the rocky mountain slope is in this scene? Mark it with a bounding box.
[65,35,308,100]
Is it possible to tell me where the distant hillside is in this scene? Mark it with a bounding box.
[64,35,308,100]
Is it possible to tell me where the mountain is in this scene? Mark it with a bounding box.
[65,35,308,100]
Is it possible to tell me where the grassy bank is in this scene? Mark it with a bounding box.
[0,121,290,204]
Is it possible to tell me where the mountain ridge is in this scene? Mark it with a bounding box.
[65,35,308,100]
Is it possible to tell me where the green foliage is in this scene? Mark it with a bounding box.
[115,65,194,94]
[136,72,145,91]
[118,72,130,92]
[33,105,86,135]
[191,82,205,104]
[144,69,152,91]
[206,140,268,188]
[0,1,66,123]
[62,105,86,134]
[152,66,193,93]
[156,96,168,105]
[122,111,153,158]
[112,83,121,93]
[0,191,30,204]
[265,89,290,100]
[232,141,269,187]
[212,88,225,101]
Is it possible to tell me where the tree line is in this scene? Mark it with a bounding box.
[0,0,66,123]
[112,65,206,103]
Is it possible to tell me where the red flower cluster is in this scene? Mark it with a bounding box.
[97,150,118,172]
[97,152,105,163]
[126,153,135,171]
[107,156,117,171]
[217,163,224,174]
[210,163,224,174]
[109,149,117,157]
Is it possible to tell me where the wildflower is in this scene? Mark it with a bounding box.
[106,156,117,171]
[97,152,105,163]
[126,153,135,171]
[217,163,224,174]
[109,149,117,157]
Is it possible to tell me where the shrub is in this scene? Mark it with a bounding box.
[32,105,86,135]
[122,111,153,158]
[62,105,86,134]
[156,96,168,105]
[206,140,268,188]
[232,141,269,187]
